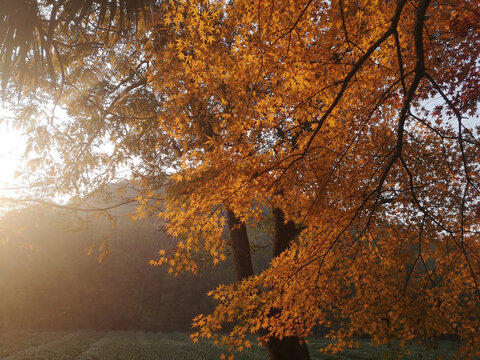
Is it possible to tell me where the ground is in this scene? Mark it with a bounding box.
[0,330,458,359]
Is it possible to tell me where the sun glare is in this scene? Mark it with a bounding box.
[0,107,26,195]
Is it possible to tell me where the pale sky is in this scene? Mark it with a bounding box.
[0,106,26,196]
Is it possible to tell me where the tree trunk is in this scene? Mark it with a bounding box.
[225,207,310,360]
[226,208,255,281]
[265,207,310,360]
[272,207,299,257]
[266,336,310,360]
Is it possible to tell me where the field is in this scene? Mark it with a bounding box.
[0,330,459,359]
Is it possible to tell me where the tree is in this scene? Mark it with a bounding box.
[1,0,480,358]
[146,0,480,357]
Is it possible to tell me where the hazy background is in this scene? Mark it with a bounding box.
[0,185,274,332]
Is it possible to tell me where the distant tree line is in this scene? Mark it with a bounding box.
[0,205,269,331]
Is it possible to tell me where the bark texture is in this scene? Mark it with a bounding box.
[226,208,254,281]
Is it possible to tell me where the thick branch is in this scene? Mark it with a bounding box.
[301,0,409,158]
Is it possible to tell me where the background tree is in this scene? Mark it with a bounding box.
[0,198,242,331]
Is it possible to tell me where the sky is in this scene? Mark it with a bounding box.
[0,106,26,197]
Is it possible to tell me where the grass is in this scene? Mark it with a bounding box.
[0,329,460,359]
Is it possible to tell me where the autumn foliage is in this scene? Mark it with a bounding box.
[142,0,480,357]
[1,0,480,358]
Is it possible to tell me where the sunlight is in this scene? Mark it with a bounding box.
[0,107,26,194]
